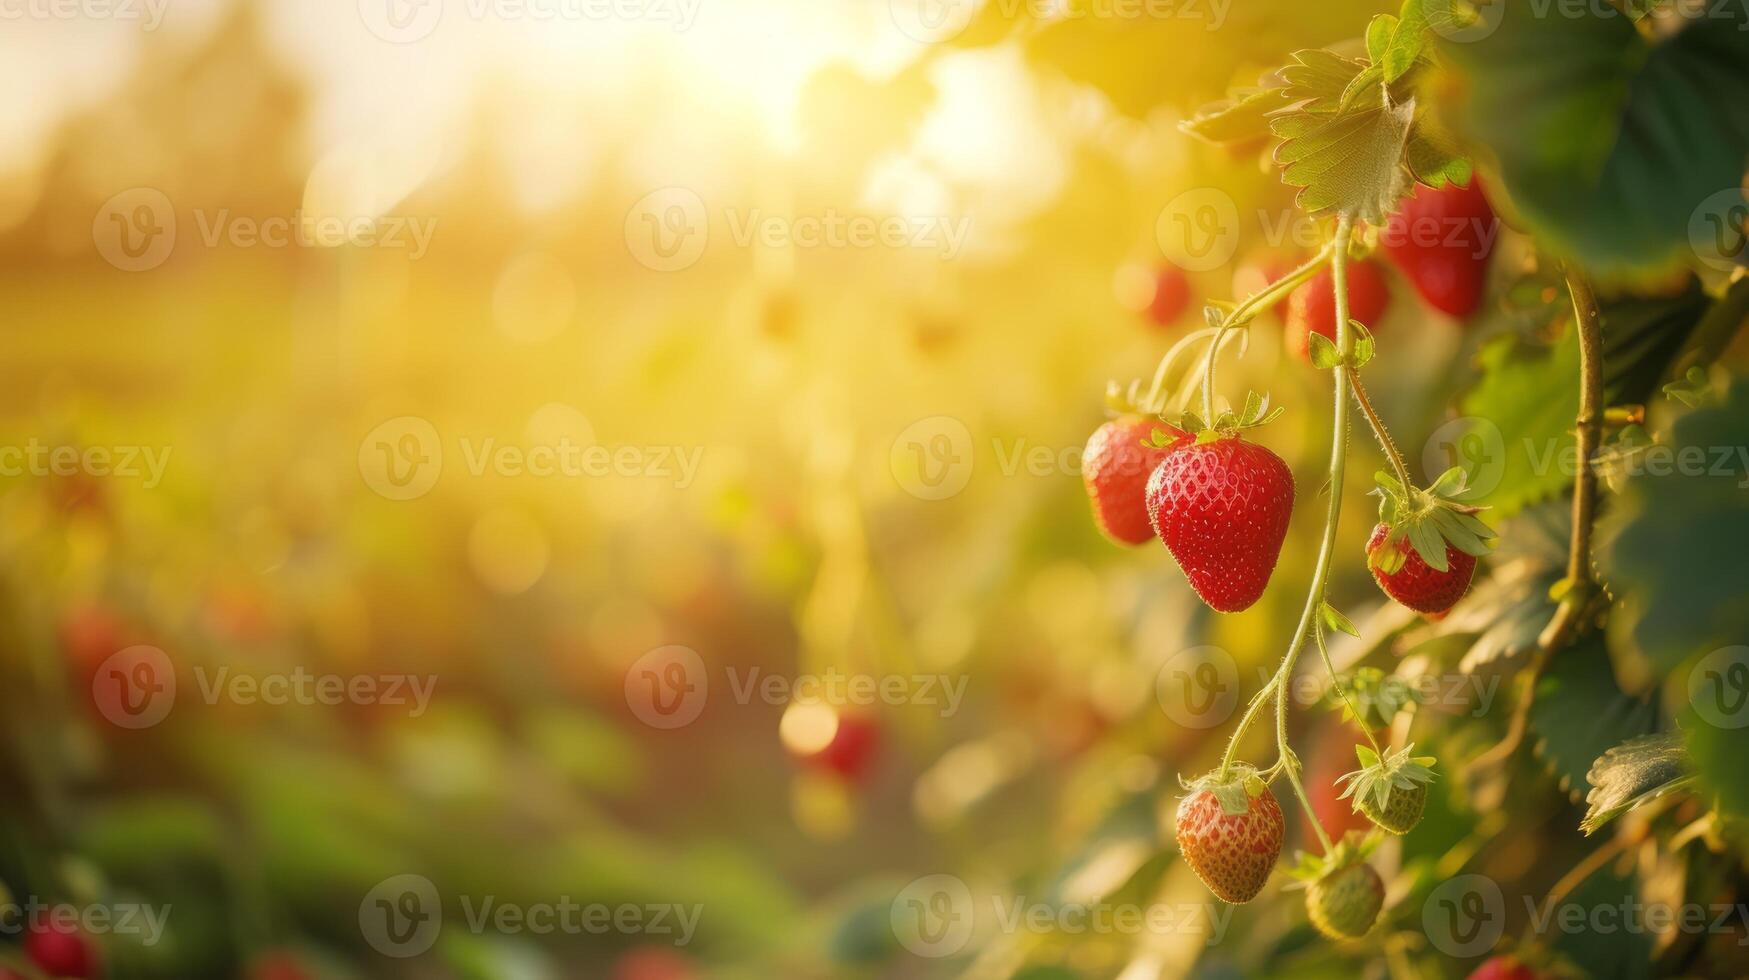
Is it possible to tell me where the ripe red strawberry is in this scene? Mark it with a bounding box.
[1083,416,1191,545]
[1146,436,1294,612]
[25,922,97,979]
[1466,955,1540,980]
[1147,264,1192,326]
[1284,259,1391,361]
[1173,773,1284,903]
[794,712,880,782]
[1367,522,1478,614]
[1380,179,1497,318]
[1306,860,1385,939]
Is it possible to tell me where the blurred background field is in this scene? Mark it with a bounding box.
[0,1,1744,978]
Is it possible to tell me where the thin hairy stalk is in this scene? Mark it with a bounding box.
[1142,326,1226,412]
[1200,246,1332,419]
[1348,368,1415,493]
[1313,624,1382,756]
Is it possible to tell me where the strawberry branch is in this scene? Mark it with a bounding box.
[1536,266,1605,651]
[1215,212,1361,855]
[1199,246,1333,420]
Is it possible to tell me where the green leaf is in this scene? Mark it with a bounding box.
[1366,14,1398,66]
[1439,4,1749,274]
[1240,390,1263,426]
[1308,331,1343,369]
[1350,319,1376,367]
[1580,732,1692,836]
[1404,126,1473,189]
[1607,378,1749,674]
[1407,518,1449,572]
[1274,88,1415,224]
[1382,0,1427,82]
[1321,601,1361,638]
[1529,633,1661,801]
[1181,85,1294,144]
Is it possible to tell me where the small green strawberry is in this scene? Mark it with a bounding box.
[1307,859,1385,939]
[1336,743,1437,835]
[1171,765,1284,904]
[1286,835,1385,940]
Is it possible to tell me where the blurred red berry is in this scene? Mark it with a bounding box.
[249,951,313,980]
[794,713,880,782]
[1466,955,1539,980]
[1284,259,1391,361]
[1380,179,1497,318]
[1147,265,1192,326]
[25,922,97,979]
[612,946,695,980]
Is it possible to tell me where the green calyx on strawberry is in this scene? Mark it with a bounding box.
[1335,742,1436,835]
[1286,835,1384,940]
[1367,466,1494,614]
[1147,394,1295,613]
[1172,765,1285,904]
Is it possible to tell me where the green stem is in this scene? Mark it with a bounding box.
[1348,368,1416,495]
[1214,215,1359,861]
[1200,246,1332,420]
[1313,624,1383,756]
[1538,266,1605,651]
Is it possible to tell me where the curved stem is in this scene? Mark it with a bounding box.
[1199,246,1332,420]
[1348,368,1415,494]
[1313,624,1383,756]
[1537,266,1605,651]
[1213,215,1359,860]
